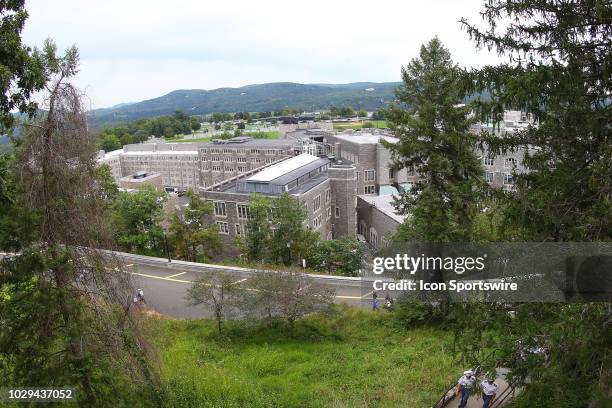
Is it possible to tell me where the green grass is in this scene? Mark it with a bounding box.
[165,136,211,143]
[244,131,281,139]
[333,120,388,130]
[149,306,460,407]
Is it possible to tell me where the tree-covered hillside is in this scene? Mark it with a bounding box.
[87,82,399,126]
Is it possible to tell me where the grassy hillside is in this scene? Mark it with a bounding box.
[149,306,460,407]
[88,82,399,127]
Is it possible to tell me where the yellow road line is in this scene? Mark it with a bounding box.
[165,271,187,279]
[129,272,364,300]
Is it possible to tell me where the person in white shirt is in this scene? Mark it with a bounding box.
[457,370,475,408]
[481,378,498,408]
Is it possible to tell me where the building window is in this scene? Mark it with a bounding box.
[326,207,332,220]
[365,169,375,181]
[504,158,517,168]
[504,173,514,185]
[214,201,226,217]
[325,189,331,203]
[237,204,250,219]
[485,172,494,183]
[388,168,395,179]
[335,206,340,218]
[312,215,321,230]
[484,157,494,166]
[364,185,375,194]
[235,224,242,236]
[313,195,321,212]
[369,228,378,248]
[217,222,229,234]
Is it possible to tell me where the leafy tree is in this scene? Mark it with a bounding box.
[357,109,367,118]
[339,106,355,117]
[1,48,159,404]
[244,193,272,262]
[93,164,120,203]
[168,189,221,262]
[384,37,484,242]
[238,271,335,331]
[272,272,335,332]
[329,106,340,117]
[0,2,57,130]
[243,193,318,266]
[306,236,366,276]
[100,133,122,152]
[268,193,319,266]
[186,271,241,333]
[372,108,386,120]
[190,117,201,131]
[210,112,233,123]
[112,185,167,255]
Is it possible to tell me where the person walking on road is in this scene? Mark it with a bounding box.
[457,370,476,408]
[481,378,498,408]
[372,292,379,311]
[135,288,146,304]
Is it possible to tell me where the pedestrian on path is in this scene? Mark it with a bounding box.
[372,291,379,311]
[457,370,476,408]
[481,378,498,408]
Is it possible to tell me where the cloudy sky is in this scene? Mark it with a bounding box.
[22,0,502,109]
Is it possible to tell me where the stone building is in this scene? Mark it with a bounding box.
[200,153,343,252]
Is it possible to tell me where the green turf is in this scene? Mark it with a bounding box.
[333,121,388,130]
[149,306,460,407]
[244,131,281,139]
[172,137,212,142]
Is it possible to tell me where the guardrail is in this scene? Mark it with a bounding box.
[490,381,517,408]
[432,366,481,408]
[102,249,378,286]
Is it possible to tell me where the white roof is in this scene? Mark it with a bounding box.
[333,132,398,145]
[247,153,319,182]
[122,150,198,156]
[97,148,124,162]
[358,194,408,224]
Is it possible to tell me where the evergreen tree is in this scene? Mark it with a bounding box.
[1,52,159,404]
[461,0,611,241]
[385,37,484,242]
[452,2,612,404]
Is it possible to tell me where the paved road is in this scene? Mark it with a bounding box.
[114,252,372,318]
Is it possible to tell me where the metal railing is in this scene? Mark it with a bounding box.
[432,366,481,408]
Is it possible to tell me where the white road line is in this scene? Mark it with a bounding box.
[165,271,187,279]
[231,278,247,285]
[361,290,374,299]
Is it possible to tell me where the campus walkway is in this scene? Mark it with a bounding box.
[436,369,516,408]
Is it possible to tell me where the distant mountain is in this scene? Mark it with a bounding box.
[87,82,400,127]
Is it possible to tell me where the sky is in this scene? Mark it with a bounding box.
[22,0,502,109]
